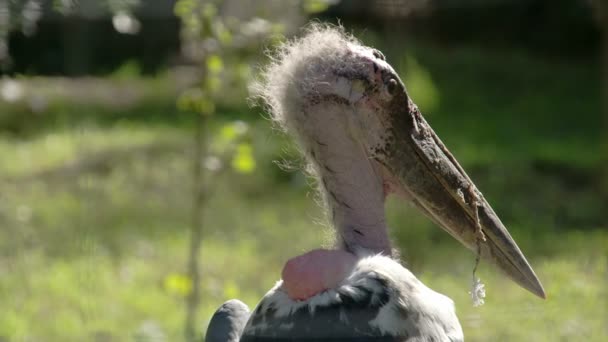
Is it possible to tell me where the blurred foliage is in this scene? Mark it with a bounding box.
[1,0,141,69]
[0,1,605,340]
[173,0,285,157]
[173,1,289,339]
[303,0,338,14]
[174,0,284,110]
[0,36,604,340]
[164,273,194,297]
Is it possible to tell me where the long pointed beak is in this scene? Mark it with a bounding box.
[384,87,546,299]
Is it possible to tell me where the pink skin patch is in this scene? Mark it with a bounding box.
[381,164,410,201]
[282,249,357,300]
[281,167,407,301]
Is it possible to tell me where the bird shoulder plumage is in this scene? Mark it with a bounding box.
[240,254,463,342]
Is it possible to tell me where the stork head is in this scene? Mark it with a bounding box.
[256,25,545,299]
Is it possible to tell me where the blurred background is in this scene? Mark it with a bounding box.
[0,0,606,341]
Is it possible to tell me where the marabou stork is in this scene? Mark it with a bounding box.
[206,25,545,342]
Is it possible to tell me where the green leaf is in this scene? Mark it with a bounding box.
[163,273,192,297]
[218,121,249,149]
[214,21,233,45]
[303,0,332,14]
[206,55,224,74]
[176,88,202,112]
[231,143,256,174]
[223,281,240,299]
[176,88,215,115]
[201,3,217,20]
[220,124,238,143]
[174,0,195,18]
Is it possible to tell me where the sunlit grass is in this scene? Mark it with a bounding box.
[0,125,184,178]
[0,119,605,341]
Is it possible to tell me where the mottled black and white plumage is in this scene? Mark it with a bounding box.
[241,255,462,341]
[206,24,544,342]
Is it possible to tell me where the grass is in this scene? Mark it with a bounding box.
[0,41,606,341]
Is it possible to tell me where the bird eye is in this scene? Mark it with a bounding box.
[372,49,385,61]
[387,78,398,95]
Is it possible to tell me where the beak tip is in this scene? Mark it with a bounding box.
[391,103,548,301]
[519,271,546,299]
[529,286,547,300]
[532,282,547,300]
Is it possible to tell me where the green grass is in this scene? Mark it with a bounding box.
[0,41,606,341]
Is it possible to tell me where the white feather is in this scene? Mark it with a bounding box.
[247,254,463,341]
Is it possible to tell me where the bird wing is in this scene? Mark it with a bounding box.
[240,255,463,342]
[205,299,251,342]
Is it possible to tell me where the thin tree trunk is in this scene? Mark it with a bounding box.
[185,114,207,342]
[601,3,608,335]
[603,3,608,134]
[602,1,608,202]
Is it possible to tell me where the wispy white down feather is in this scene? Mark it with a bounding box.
[252,24,389,247]
[252,23,361,133]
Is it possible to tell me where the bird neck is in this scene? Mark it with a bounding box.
[305,105,392,256]
[323,162,392,256]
